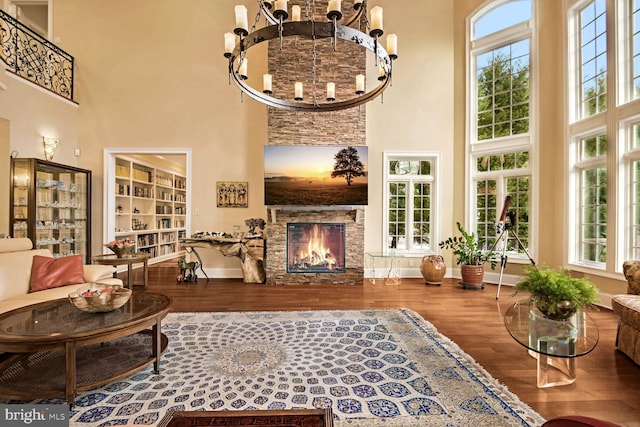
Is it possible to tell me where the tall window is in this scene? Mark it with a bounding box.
[468,0,535,260]
[383,153,438,253]
[568,0,640,271]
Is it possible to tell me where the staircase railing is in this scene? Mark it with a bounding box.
[0,9,74,101]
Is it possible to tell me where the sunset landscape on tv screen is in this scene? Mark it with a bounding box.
[264,145,368,206]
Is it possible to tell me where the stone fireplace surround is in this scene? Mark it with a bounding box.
[265,2,366,285]
[265,208,364,285]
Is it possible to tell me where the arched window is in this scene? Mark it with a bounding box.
[467,0,535,261]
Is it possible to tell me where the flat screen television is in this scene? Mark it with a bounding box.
[264,145,368,206]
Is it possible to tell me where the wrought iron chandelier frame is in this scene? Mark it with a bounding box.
[225,0,397,112]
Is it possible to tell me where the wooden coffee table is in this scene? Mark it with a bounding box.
[158,408,333,427]
[0,292,171,405]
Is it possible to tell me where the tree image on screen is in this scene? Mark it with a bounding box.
[331,147,365,186]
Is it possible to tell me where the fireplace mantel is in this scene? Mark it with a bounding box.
[268,207,363,225]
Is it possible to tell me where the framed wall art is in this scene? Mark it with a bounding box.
[216,181,248,208]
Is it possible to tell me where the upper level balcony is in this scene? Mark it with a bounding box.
[0,9,74,102]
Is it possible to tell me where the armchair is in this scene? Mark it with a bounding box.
[611,260,640,365]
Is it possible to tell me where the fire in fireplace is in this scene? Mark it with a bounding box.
[287,222,346,273]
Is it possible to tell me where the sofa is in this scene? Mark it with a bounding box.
[0,237,122,314]
[611,260,640,365]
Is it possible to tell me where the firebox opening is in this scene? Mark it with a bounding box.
[286,222,346,273]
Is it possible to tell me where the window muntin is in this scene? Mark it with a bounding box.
[579,0,607,118]
[384,155,437,253]
[476,40,530,141]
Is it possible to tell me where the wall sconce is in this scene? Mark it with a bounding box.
[42,136,58,161]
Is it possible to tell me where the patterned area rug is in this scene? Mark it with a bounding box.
[20,309,545,426]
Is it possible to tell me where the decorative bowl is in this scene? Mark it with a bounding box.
[104,242,135,258]
[69,283,132,313]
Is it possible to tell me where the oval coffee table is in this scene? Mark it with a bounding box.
[0,292,171,405]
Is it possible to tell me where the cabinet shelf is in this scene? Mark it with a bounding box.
[10,158,92,262]
[108,155,187,264]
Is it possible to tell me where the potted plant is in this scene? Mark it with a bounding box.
[514,265,599,320]
[439,222,497,288]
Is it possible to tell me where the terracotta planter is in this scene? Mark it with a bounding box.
[460,264,484,289]
[420,255,446,285]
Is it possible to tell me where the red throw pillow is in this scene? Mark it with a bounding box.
[30,254,84,292]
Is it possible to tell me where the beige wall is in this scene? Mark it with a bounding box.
[0,66,80,240]
[45,0,456,269]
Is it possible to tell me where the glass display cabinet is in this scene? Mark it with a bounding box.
[10,158,92,263]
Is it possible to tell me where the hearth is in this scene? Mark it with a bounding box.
[287,222,345,273]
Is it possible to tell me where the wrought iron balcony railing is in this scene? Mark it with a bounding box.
[0,9,74,101]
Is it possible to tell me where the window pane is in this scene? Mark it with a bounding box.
[580,166,607,263]
[581,134,607,159]
[474,0,532,39]
[412,183,431,249]
[580,0,607,118]
[388,182,406,249]
[476,179,497,248]
[475,40,530,141]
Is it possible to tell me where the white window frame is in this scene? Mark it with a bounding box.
[566,0,640,275]
[466,0,538,262]
[568,128,608,269]
[382,152,440,255]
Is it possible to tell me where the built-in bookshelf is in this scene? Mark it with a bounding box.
[109,155,187,262]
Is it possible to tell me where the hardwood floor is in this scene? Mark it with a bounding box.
[129,262,640,426]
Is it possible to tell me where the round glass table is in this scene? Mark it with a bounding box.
[504,299,599,388]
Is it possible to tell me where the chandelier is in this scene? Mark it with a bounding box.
[224,0,398,112]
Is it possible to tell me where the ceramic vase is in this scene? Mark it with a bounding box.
[420,255,446,285]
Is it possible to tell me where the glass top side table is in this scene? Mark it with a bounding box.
[504,299,599,388]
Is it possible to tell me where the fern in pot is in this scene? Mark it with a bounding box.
[514,265,599,320]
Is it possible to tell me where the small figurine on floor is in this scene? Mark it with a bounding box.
[177,258,199,282]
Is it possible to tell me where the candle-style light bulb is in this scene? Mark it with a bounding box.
[234,5,248,36]
[387,33,398,59]
[355,74,365,94]
[326,82,336,101]
[224,32,235,58]
[294,82,303,100]
[327,0,342,19]
[370,6,383,37]
[292,5,301,21]
[273,0,289,20]
[263,74,273,94]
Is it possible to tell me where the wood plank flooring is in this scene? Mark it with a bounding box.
[128,262,640,426]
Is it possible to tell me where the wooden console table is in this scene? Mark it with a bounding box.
[179,236,266,283]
